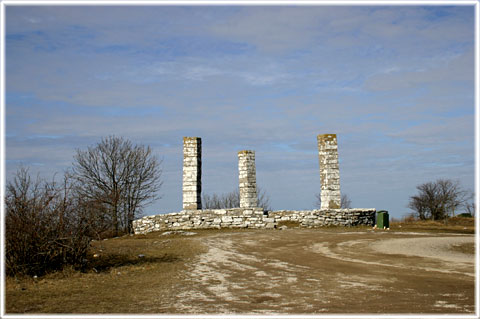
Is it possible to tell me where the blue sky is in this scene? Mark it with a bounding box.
[4,4,476,218]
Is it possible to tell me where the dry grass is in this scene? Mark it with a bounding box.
[5,230,208,313]
[389,217,475,234]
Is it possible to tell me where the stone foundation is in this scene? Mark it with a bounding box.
[133,209,376,234]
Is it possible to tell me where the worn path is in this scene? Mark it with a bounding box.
[173,229,475,314]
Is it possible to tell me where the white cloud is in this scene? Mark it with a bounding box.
[364,49,474,91]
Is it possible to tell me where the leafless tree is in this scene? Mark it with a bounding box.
[463,191,475,217]
[408,179,469,220]
[5,167,91,276]
[202,187,271,210]
[315,193,352,209]
[72,136,162,235]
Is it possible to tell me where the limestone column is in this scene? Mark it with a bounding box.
[238,150,258,208]
[317,134,341,209]
[183,137,201,210]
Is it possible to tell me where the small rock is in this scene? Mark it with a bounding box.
[138,254,145,258]
[93,253,100,258]
[279,225,288,230]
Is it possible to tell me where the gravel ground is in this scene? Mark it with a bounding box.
[370,235,474,264]
[172,229,475,314]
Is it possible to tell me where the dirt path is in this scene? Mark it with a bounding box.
[173,229,475,314]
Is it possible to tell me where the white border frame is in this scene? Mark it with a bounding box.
[0,1,478,319]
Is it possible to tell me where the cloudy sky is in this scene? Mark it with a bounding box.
[4,4,475,218]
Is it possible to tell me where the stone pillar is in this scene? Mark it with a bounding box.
[238,150,258,208]
[317,134,341,209]
[183,137,201,210]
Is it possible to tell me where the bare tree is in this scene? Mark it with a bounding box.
[72,136,162,235]
[463,191,475,217]
[341,193,352,209]
[408,179,469,220]
[202,187,271,210]
[315,193,352,209]
[5,167,92,276]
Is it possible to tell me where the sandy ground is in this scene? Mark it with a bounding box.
[172,229,475,314]
[371,236,474,264]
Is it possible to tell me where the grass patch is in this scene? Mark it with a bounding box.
[5,230,207,313]
[390,218,475,234]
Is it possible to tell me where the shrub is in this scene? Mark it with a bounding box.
[5,167,92,276]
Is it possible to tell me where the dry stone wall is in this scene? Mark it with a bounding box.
[133,208,376,234]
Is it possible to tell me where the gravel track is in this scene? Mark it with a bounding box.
[174,229,475,314]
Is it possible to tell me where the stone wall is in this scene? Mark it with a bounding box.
[133,208,376,234]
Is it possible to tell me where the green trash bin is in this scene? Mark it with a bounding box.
[377,210,389,229]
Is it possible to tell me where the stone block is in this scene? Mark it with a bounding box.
[222,216,233,222]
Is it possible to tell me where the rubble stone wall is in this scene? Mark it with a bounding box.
[133,208,376,234]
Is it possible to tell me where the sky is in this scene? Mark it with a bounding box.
[4,3,476,219]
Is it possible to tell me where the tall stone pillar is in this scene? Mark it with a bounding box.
[317,134,341,209]
[183,137,201,210]
[238,150,258,208]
